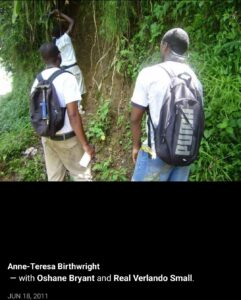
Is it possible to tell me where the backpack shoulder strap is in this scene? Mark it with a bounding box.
[147,107,155,151]
[37,72,43,82]
[159,64,174,79]
[160,64,196,92]
[47,69,66,83]
[160,64,191,82]
[36,69,72,84]
[147,65,174,150]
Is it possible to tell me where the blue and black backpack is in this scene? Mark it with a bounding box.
[30,69,67,137]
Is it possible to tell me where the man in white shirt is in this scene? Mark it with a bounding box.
[31,43,95,181]
[130,28,203,181]
[50,9,86,114]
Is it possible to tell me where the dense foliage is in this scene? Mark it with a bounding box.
[0,0,240,181]
[98,0,241,181]
[0,0,55,180]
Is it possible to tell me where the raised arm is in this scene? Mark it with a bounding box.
[50,9,74,34]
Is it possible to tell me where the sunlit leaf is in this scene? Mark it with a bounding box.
[12,0,21,24]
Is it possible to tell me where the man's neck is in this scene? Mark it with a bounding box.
[45,63,59,69]
[164,52,186,63]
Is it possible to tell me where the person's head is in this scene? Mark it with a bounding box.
[51,24,64,39]
[39,42,62,66]
[160,28,189,62]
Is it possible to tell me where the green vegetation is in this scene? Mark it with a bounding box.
[0,0,240,181]
[93,158,128,181]
[0,75,47,181]
[98,0,241,181]
[86,97,111,143]
[0,0,53,180]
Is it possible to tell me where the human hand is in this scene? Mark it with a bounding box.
[132,147,140,164]
[83,143,95,160]
[49,9,60,16]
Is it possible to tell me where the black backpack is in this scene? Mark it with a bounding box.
[30,69,67,137]
[148,65,204,166]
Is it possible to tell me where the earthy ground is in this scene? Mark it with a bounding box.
[67,2,134,180]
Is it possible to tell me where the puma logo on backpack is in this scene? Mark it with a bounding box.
[148,65,204,166]
[30,69,68,137]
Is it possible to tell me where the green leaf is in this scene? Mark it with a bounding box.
[237,119,241,128]
[116,61,123,74]
[204,129,214,139]
[226,127,234,135]
[217,119,228,129]
[12,0,21,24]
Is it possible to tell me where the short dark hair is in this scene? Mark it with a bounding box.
[52,24,63,39]
[162,28,189,55]
[39,42,60,62]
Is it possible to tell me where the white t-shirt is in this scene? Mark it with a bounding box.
[31,67,81,135]
[131,61,203,153]
[56,33,78,69]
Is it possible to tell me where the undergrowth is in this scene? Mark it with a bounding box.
[0,0,240,181]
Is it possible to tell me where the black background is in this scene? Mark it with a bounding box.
[0,182,237,298]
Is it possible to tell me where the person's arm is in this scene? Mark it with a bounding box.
[130,105,145,164]
[130,68,148,164]
[50,9,74,34]
[67,101,95,159]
